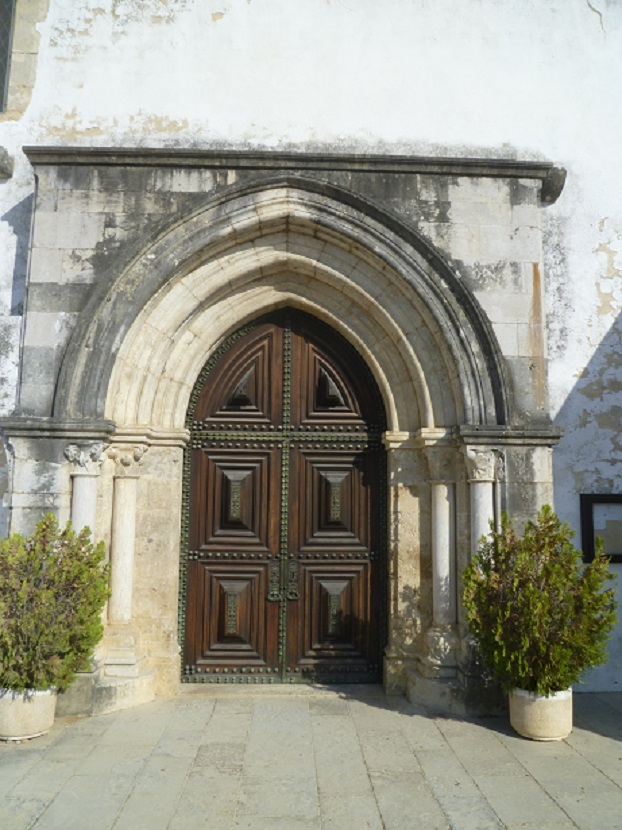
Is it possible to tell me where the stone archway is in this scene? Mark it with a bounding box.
[3,154,563,713]
[61,179,515,703]
[53,178,508,430]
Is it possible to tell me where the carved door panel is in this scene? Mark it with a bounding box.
[182,311,386,684]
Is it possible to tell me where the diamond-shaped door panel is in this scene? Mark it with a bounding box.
[193,326,283,426]
[185,562,272,667]
[211,576,261,650]
[299,564,370,658]
[291,450,370,555]
[189,448,280,555]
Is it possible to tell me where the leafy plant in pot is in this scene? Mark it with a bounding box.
[0,514,109,740]
[462,505,617,740]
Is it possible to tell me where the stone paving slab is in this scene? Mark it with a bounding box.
[0,688,621,830]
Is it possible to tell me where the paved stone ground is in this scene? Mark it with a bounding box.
[1,687,621,830]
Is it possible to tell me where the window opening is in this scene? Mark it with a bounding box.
[0,0,17,112]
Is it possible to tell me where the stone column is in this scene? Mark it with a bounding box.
[431,482,456,625]
[57,441,109,710]
[464,448,497,556]
[425,447,457,627]
[104,444,147,676]
[64,442,106,536]
[420,445,459,680]
[109,473,139,623]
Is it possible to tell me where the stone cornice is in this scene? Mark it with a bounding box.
[0,417,115,440]
[112,427,191,448]
[22,146,566,202]
[457,425,563,446]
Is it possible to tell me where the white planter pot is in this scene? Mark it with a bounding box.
[0,689,57,741]
[509,687,572,741]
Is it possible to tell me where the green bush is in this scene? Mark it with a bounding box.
[462,505,617,696]
[0,514,110,693]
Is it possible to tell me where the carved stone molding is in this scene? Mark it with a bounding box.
[23,147,564,204]
[107,445,148,476]
[64,442,107,474]
[541,166,567,206]
[424,625,460,670]
[494,450,506,482]
[382,431,417,450]
[463,447,496,482]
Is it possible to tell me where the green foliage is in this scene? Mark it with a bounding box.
[0,514,110,692]
[462,505,617,696]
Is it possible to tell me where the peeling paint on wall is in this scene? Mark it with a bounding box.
[595,240,621,279]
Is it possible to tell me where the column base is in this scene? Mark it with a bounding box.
[56,664,156,716]
[407,666,503,716]
[420,625,459,678]
[104,622,145,678]
[383,650,409,695]
[406,670,469,715]
[406,633,505,717]
[91,670,156,715]
[56,664,105,717]
[406,662,507,717]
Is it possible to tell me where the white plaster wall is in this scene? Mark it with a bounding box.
[0,0,621,688]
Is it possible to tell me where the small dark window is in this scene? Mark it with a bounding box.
[0,0,17,112]
[580,494,622,563]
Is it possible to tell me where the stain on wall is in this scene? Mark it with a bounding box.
[529,262,546,411]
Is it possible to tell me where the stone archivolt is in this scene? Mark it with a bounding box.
[53,179,506,437]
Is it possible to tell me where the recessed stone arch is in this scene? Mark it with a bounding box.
[54,178,510,702]
[53,177,509,433]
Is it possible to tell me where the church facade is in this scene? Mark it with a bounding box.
[0,0,620,712]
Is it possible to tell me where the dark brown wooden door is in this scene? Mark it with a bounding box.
[182,310,386,684]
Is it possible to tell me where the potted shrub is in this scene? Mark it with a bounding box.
[0,514,109,740]
[462,505,617,740]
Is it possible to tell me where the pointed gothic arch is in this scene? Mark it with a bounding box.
[52,177,509,434]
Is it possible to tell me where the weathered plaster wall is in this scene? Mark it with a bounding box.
[0,0,621,689]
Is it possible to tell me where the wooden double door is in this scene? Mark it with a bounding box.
[183,310,386,683]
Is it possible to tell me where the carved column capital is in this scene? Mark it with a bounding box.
[64,441,107,474]
[463,447,497,482]
[107,445,148,476]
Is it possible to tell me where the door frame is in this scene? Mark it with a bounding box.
[179,309,388,684]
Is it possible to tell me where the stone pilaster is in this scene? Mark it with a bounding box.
[421,444,459,677]
[381,430,420,694]
[464,447,498,556]
[104,444,148,678]
[425,446,457,628]
[64,441,107,536]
